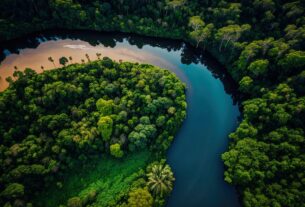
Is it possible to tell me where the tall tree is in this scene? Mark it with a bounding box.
[48,56,56,68]
[147,163,174,196]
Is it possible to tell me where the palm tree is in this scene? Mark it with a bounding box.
[96,53,102,60]
[147,164,175,197]
[48,57,56,68]
[85,53,91,62]
[81,59,85,64]
[69,56,73,63]
[41,66,45,71]
[14,66,18,71]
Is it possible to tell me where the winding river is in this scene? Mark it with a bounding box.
[0,30,240,207]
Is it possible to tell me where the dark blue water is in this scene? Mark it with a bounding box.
[0,31,240,207]
[166,64,240,207]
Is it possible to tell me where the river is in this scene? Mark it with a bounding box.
[0,30,240,207]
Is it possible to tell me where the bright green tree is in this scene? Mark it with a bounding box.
[96,98,114,115]
[188,16,205,31]
[97,116,113,141]
[110,143,124,158]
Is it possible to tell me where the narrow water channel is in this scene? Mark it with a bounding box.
[0,30,240,207]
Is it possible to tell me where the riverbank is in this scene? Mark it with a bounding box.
[0,31,240,207]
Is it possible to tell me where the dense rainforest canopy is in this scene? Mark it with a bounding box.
[0,0,305,206]
[0,59,186,206]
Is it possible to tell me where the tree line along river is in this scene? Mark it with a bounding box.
[0,30,241,207]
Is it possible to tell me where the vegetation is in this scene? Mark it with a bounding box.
[147,163,175,197]
[0,58,186,206]
[0,0,305,206]
[35,150,151,207]
[125,188,153,207]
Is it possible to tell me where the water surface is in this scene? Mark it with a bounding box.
[0,30,240,207]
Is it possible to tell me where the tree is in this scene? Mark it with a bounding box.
[96,98,114,115]
[110,143,124,158]
[59,56,69,67]
[216,24,251,51]
[168,106,176,115]
[166,0,185,11]
[128,131,147,150]
[279,51,305,72]
[189,24,214,48]
[239,76,253,93]
[1,183,24,199]
[188,16,205,31]
[254,0,275,11]
[0,53,186,206]
[128,124,156,150]
[67,196,82,207]
[97,116,113,141]
[96,53,102,60]
[247,59,269,77]
[85,53,91,62]
[156,116,166,127]
[127,188,153,207]
[5,76,14,85]
[147,163,175,196]
[48,56,56,68]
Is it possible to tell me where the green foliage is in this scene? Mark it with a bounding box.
[146,163,175,197]
[188,16,205,31]
[0,183,24,199]
[110,143,124,158]
[223,84,305,206]
[67,197,82,207]
[247,59,269,77]
[279,51,305,73]
[35,151,151,207]
[215,24,251,51]
[0,0,305,206]
[97,116,113,141]
[156,116,166,127]
[239,76,253,93]
[189,17,214,48]
[96,98,114,116]
[128,124,157,150]
[127,188,153,207]
[0,59,186,206]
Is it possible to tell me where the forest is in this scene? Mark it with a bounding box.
[0,0,305,206]
[0,59,186,206]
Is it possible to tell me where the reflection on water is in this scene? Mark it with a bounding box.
[0,30,237,98]
[0,30,240,207]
